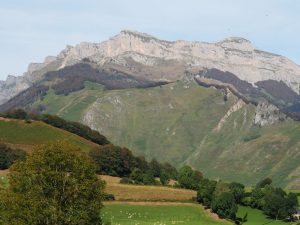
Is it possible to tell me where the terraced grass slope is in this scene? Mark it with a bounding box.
[0,118,97,152]
[31,80,300,188]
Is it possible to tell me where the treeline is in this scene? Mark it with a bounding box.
[89,144,203,187]
[197,177,298,223]
[0,144,27,170]
[0,109,110,145]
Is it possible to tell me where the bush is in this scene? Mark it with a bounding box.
[120,177,134,184]
[0,143,27,170]
[102,193,115,201]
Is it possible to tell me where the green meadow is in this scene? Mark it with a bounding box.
[102,204,231,225]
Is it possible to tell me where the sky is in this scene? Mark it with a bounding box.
[0,0,299,80]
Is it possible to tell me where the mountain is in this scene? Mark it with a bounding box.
[1,30,300,188]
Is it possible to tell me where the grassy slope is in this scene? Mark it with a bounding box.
[0,118,97,152]
[32,80,300,188]
[32,81,105,121]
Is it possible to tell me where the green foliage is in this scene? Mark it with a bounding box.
[159,170,170,185]
[89,144,137,177]
[1,108,28,120]
[0,143,27,169]
[119,177,134,184]
[0,141,105,225]
[89,144,179,186]
[263,187,298,220]
[211,192,238,220]
[149,158,161,177]
[178,165,202,190]
[229,182,245,204]
[197,178,217,206]
[256,177,272,188]
[102,193,115,201]
[130,168,144,184]
[142,170,156,185]
[248,188,265,209]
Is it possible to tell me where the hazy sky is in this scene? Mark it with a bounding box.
[0,0,299,80]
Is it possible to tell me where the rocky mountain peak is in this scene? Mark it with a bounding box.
[216,37,254,51]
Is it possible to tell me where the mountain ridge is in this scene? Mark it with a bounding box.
[2,30,300,106]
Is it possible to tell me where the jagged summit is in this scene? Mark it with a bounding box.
[217,37,252,44]
[119,30,158,40]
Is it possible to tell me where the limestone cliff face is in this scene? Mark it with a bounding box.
[1,30,300,104]
[253,101,287,126]
[57,30,300,93]
[0,75,30,105]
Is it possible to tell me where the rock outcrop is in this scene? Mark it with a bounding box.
[253,101,287,126]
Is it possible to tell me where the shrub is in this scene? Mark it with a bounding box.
[120,177,134,184]
[102,193,115,201]
[0,144,27,170]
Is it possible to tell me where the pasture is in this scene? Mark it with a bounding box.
[101,175,196,202]
[101,203,231,225]
[237,206,293,225]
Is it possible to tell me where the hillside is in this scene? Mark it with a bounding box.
[20,79,299,188]
[0,117,98,152]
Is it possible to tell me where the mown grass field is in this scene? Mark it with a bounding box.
[0,118,97,152]
[237,206,293,225]
[102,204,231,225]
[101,175,196,202]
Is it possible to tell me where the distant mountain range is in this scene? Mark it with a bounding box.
[1,31,300,188]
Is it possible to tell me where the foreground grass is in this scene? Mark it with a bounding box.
[101,175,196,202]
[237,206,293,225]
[102,204,231,225]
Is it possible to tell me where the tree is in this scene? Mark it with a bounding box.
[149,158,161,177]
[160,162,178,180]
[130,168,144,184]
[1,141,105,225]
[263,191,286,220]
[159,169,170,185]
[178,165,200,190]
[89,144,137,177]
[284,193,298,219]
[263,188,298,220]
[211,192,238,220]
[197,179,217,206]
[142,170,156,185]
[256,177,272,188]
[249,188,265,209]
[229,182,245,204]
